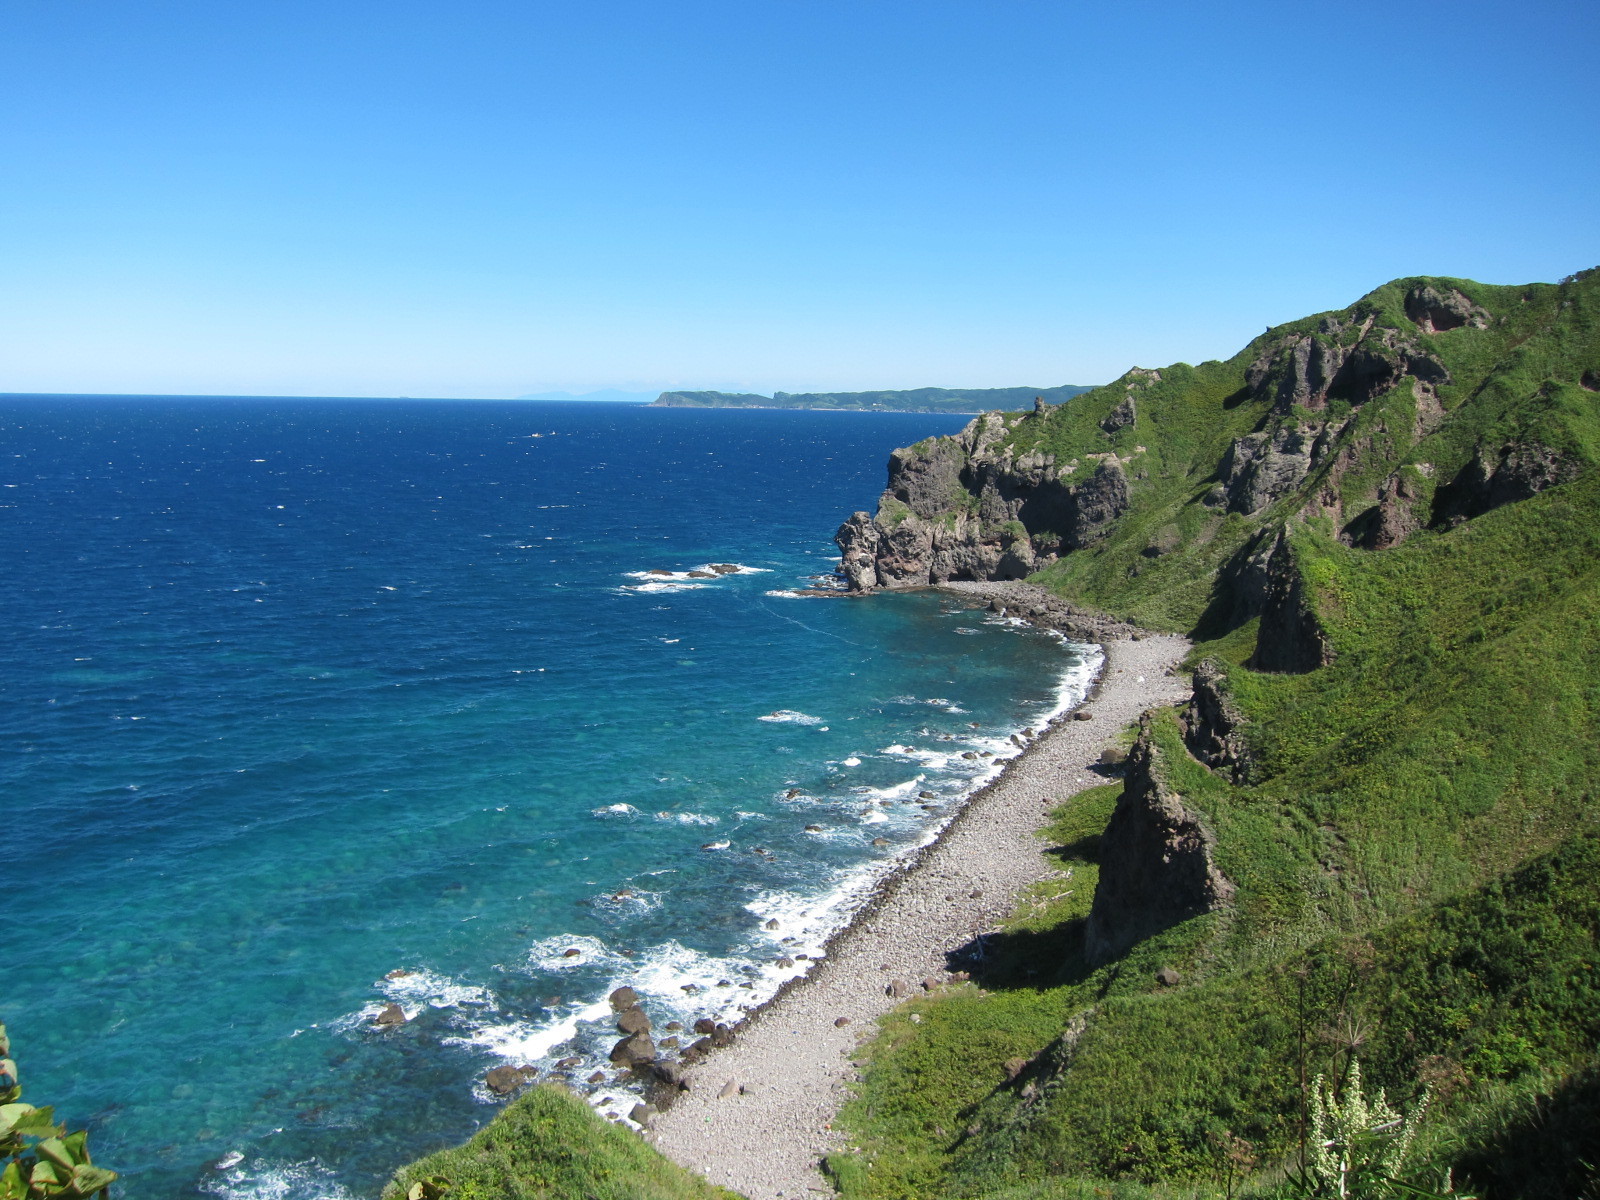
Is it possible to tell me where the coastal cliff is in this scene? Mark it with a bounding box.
[827,267,1600,1200]
[836,277,1595,624]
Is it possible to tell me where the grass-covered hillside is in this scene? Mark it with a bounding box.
[829,269,1600,1199]
[383,1085,739,1200]
[384,271,1597,1200]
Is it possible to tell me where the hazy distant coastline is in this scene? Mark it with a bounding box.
[649,384,1094,413]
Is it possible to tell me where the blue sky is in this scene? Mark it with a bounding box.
[2,1,1595,398]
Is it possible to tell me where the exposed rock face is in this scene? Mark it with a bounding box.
[1344,468,1428,549]
[1085,715,1234,965]
[1244,316,1448,416]
[834,412,1132,591]
[1405,284,1491,334]
[1432,441,1581,527]
[1180,660,1252,783]
[1100,394,1136,433]
[1249,531,1333,673]
[1220,423,1327,515]
[1213,316,1455,519]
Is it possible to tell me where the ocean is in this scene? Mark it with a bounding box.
[0,397,1096,1199]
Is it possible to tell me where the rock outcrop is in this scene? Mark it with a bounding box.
[1212,314,1453,520]
[1344,467,1429,550]
[835,412,1131,590]
[1084,715,1234,965]
[1248,531,1333,674]
[1180,660,1252,783]
[1432,441,1581,527]
[1404,284,1491,334]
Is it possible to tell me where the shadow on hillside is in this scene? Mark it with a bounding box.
[1457,1064,1600,1200]
[944,917,1097,993]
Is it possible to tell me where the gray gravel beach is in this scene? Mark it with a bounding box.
[650,587,1191,1198]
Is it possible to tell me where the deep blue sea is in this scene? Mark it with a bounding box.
[0,398,1096,1200]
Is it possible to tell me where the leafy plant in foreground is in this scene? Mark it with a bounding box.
[1297,1061,1429,1199]
[0,1024,115,1200]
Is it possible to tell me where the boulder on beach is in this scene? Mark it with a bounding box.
[629,1102,656,1126]
[1073,710,1094,721]
[609,1032,656,1067]
[693,1017,717,1034]
[617,1007,652,1035]
[485,1065,537,1096]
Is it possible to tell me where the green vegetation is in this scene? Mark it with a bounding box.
[0,1024,116,1200]
[379,270,1598,1199]
[830,270,1600,1199]
[382,1085,737,1200]
[651,385,1093,413]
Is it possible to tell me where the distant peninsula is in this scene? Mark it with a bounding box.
[650,384,1095,413]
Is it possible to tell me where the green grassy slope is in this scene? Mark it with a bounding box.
[829,269,1600,1200]
[382,1085,739,1200]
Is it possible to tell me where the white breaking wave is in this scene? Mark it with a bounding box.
[757,709,824,725]
[202,1157,356,1200]
[591,802,641,818]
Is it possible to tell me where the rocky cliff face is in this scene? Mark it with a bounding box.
[1180,660,1253,784]
[1084,714,1235,965]
[835,408,1133,590]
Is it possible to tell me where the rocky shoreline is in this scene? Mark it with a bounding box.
[639,586,1191,1199]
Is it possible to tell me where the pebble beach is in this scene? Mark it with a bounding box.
[650,596,1192,1199]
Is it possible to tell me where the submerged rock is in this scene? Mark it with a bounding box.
[372,1003,407,1028]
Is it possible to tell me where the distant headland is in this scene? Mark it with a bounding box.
[649,384,1095,413]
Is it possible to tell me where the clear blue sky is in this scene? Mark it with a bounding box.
[2,1,1595,398]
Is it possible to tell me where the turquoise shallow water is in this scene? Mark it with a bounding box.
[0,398,1093,1199]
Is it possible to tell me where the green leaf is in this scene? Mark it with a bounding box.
[0,1104,58,1139]
[58,1132,88,1166]
[68,1164,117,1197]
[0,1161,27,1200]
[30,1158,63,1188]
[36,1136,75,1170]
